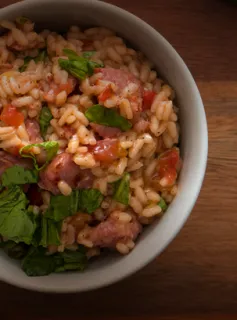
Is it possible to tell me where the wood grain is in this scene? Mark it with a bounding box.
[0,0,237,319]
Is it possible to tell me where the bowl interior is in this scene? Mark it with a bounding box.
[0,0,208,292]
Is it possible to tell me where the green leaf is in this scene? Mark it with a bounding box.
[19,56,32,72]
[19,141,59,171]
[21,247,56,277]
[44,190,80,222]
[59,48,103,80]
[21,246,88,276]
[45,189,103,221]
[19,49,47,72]
[79,189,103,214]
[39,217,61,247]
[1,165,38,187]
[54,249,87,273]
[85,104,132,131]
[39,106,53,138]
[63,48,80,60]
[158,197,168,211]
[58,59,89,80]
[34,49,47,63]
[112,173,130,205]
[82,51,96,59]
[0,186,37,244]
[0,240,29,259]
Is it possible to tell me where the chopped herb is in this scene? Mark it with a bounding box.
[19,56,32,72]
[0,186,37,244]
[21,246,87,277]
[58,48,103,80]
[19,49,47,72]
[19,141,59,171]
[39,217,61,247]
[79,189,104,214]
[1,165,38,187]
[22,247,56,277]
[45,189,103,221]
[44,190,80,222]
[39,106,53,138]
[158,197,168,211]
[85,104,132,131]
[82,51,96,59]
[112,173,130,205]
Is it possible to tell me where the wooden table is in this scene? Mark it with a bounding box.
[0,0,237,319]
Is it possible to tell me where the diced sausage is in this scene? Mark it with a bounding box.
[39,152,94,194]
[95,68,143,112]
[85,212,142,248]
[90,123,121,138]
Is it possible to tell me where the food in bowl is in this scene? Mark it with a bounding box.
[0,17,181,277]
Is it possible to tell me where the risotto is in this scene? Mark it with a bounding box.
[0,18,181,276]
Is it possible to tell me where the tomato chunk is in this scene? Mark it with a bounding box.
[56,78,76,95]
[89,139,121,163]
[157,148,180,186]
[98,85,113,102]
[142,90,156,110]
[0,104,24,127]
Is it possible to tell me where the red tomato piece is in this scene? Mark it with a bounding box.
[56,78,76,95]
[0,104,24,127]
[142,90,156,110]
[98,85,113,102]
[157,148,180,186]
[89,139,120,163]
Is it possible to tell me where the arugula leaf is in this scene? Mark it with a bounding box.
[0,240,29,260]
[39,106,53,138]
[58,48,103,80]
[85,104,132,131]
[112,173,130,205]
[58,59,91,80]
[54,250,87,273]
[19,49,47,72]
[79,189,103,214]
[0,186,37,244]
[40,217,61,247]
[82,51,96,59]
[158,197,168,211]
[45,189,103,221]
[1,165,38,187]
[63,48,80,60]
[21,246,87,276]
[22,247,56,277]
[19,141,59,171]
[44,190,80,222]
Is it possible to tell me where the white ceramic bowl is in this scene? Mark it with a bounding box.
[0,0,208,292]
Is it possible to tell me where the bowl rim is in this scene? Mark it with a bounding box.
[0,0,208,293]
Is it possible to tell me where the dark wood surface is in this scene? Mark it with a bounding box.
[1,0,237,319]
